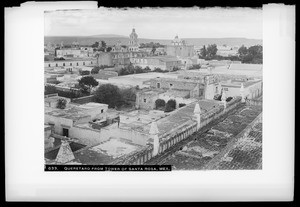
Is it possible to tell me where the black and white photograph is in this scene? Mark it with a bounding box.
[5,2,295,202]
[44,7,263,170]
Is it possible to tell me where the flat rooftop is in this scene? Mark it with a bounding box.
[120,110,167,128]
[229,63,263,71]
[44,95,69,103]
[220,80,262,88]
[45,107,90,121]
[109,72,179,81]
[132,99,221,136]
[192,66,262,77]
[72,138,143,164]
[76,102,108,110]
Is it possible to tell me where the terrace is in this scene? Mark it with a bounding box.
[71,137,144,165]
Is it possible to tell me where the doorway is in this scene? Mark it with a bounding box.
[63,128,69,137]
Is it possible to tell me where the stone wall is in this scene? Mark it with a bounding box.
[69,125,106,146]
[71,95,95,104]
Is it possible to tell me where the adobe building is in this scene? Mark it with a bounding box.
[219,79,262,99]
[44,58,97,69]
[130,56,182,71]
[135,75,217,110]
[44,102,109,145]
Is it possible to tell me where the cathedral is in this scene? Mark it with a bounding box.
[165,35,194,58]
[97,28,148,67]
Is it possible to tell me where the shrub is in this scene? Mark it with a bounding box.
[179,103,186,108]
[214,94,222,101]
[226,97,233,102]
[79,70,90,76]
[155,99,166,109]
[56,98,67,109]
[164,99,176,112]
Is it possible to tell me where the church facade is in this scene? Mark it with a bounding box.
[165,35,194,58]
[97,28,148,67]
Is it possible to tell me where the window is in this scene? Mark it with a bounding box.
[170,83,173,87]
[70,63,72,66]
[144,99,147,103]
[91,61,93,64]
[224,88,228,91]
[56,64,58,67]
[83,62,85,65]
[157,83,161,88]
[48,64,50,67]
[63,63,65,66]
[101,109,104,113]
[77,62,79,66]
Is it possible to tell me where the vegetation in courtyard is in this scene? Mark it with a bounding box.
[78,76,99,93]
[56,98,67,109]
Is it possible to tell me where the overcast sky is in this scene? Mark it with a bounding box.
[44,7,262,39]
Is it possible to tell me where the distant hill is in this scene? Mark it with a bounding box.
[88,34,128,38]
[44,35,262,47]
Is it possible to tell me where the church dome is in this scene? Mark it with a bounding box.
[171,35,185,46]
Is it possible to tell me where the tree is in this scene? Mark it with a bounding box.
[92,41,99,48]
[56,98,67,109]
[238,45,248,57]
[144,66,151,72]
[206,44,218,58]
[153,68,167,73]
[238,44,262,64]
[91,66,101,74]
[200,45,207,58]
[151,46,156,54]
[188,64,201,70]
[106,47,112,52]
[94,84,123,108]
[226,97,233,102]
[120,88,136,106]
[165,99,176,112]
[101,41,107,49]
[78,76,98,93]
[155,99,166,109]
[172,67,180,71]
[79,70,90,76]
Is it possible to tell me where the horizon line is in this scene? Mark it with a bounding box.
[44,35,262,40]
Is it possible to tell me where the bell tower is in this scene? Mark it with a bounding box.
[128,28,139,52]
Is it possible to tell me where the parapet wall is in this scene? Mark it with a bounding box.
[71,95,95,104]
